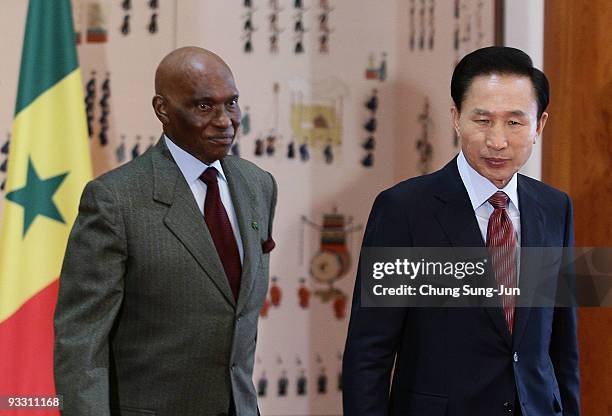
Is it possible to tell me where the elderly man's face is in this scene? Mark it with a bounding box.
[162,60,241,164]
[451,73,548,188]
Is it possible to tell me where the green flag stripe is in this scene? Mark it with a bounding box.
[15,0,78,115]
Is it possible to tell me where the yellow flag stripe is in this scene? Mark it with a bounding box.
[0,68,92,322]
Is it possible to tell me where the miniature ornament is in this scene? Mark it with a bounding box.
[116,135,126,163]
[299,142,309,161]
[297,277,311,308]
[131,136,141,160]
[269,276,282,307]
[287,141,295,159]
[148,13,158,34]
[361,152,373,167]
[260,297,271,317]
[323,141,333,164]
[333,294,347,319]
[257,371,268,397]
[297,370,307,396]
[302,210,362,318]
[85,71,96,138]
[1,135,10,155]
[362,136,375,150]
[278,370,289,397]
[121,14,130,36]
[265,133,276,156]
[317,367,328,394]
[254,137,264,156]
[242,1,257,53]
[231,140,240,157]
[241,107,251,135]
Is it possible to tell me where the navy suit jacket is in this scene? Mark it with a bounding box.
[343,158,580,416]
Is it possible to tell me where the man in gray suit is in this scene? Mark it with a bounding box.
[54,47,277,416]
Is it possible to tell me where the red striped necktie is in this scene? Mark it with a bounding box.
[486,191,517,334]
[200,167,242,300]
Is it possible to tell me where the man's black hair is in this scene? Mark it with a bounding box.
[451,46,549,118]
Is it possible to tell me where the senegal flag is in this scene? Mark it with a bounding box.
[0,0,92,412]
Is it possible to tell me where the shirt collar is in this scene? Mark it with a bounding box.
[456,151,519,211]
[164,134,227,183]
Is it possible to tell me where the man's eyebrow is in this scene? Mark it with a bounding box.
[193,93,239,102]
[471,108,492,116]
[470,108,528,117]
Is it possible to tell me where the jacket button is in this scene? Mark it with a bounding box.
[513,352,519,362]
[503,401,513,413]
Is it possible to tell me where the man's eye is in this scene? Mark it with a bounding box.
[198,103,211,110]
[475,119,490,125]
[227,98,239,107]
[508,120,521,126]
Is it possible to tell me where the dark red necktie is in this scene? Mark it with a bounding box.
[486,191,517,333]
[200,167,242,300]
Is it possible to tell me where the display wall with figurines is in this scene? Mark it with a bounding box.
[0,1,499,414]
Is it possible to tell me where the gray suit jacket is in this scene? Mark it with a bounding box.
[54,138,277,416]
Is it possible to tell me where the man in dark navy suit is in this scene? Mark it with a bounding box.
[343,47,580,416]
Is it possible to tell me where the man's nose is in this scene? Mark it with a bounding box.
[485,124,508,150]
[212,107,231,129]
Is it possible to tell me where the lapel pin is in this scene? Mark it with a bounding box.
[252,221,259,230]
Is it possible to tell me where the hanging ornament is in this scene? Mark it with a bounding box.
[361,88,378,167]
[302,209,363,318]
[278,370,289,397]
[120,14,130,36]
[85,71,96,138]
[148,12,158,34]
[265,132,276,156]
[416,97,433,174]
[299,142,309,161]
[98,73,110,147]
[361,152,373,167]
[333,293,347,319]
[260,297,271,317]
[409,0,416,50]
[231,140,240,157]
[269,276,282,307]
[297,369,307,396]
[241,106,251,135]
[131,135,141,160]
[323,141,333,164]
[428,0,435,50]
[86,2,107,43]
[418,0,425,50]
[254,136,264,156]
[257,371,268,397]
[317,368,328,394]
[116,135,126,163]
[297,277,311,308]
[242,2,257,54]
[287,141,296,159]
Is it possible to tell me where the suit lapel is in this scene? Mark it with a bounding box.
[512,176,546,348]
[222,156,263,314]
[434,159,512,346]
[152,138,236,306]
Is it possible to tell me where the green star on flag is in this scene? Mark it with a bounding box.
[6,157,69,236]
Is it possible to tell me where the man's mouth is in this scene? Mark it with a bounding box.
[208,136,233,144]
[483,157,510,168]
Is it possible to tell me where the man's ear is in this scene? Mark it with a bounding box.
[535,111,548,142]
[451,106,461,137]
[152,94,170,125]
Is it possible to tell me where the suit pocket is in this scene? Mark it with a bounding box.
[394,391,448,416]
[111,406,156,415]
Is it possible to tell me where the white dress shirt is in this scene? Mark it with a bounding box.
[164,135,244,264]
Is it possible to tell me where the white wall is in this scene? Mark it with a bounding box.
[504,0,545,180]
